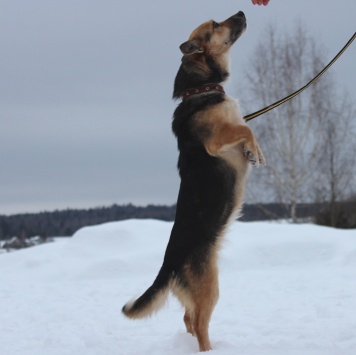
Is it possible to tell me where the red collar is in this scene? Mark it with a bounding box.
[181,83,225,101]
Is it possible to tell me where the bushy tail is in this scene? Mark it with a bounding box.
[122,268,171,319]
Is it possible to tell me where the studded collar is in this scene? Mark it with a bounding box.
[181,83,225,101]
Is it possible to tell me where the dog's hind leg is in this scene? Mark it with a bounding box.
[192,266,219,352]
[183,307,195,336]
[193,289,218,350]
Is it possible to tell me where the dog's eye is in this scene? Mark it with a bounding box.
[212,21,220,29]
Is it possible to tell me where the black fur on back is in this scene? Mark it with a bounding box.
[162,78,237,279]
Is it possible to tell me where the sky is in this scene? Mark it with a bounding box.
[1,0,355,215]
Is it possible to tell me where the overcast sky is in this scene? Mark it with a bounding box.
[1,0,355,215]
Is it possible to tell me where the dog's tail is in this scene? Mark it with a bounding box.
[122,267,171,319]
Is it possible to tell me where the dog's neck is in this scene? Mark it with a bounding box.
[172,55,229,99]
[181,83,225,101]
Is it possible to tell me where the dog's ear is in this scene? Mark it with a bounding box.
[179,40,204,55]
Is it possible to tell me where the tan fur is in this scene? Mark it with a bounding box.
[123,285,170,319]
[188,18,242,70]
[171,248,220,351]
[195,97,264,166]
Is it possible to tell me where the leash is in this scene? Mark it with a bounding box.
[243,32,356,123]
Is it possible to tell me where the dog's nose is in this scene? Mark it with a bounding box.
[235,11,245,19]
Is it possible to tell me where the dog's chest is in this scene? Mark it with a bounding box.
[221,96,246,126]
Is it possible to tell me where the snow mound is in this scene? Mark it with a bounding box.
[0,219,355,355]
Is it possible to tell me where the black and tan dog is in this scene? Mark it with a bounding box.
[122,11,265,352]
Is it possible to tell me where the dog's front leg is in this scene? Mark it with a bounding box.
[205,123,266,167]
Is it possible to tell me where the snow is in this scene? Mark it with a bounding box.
[1,219,356,355]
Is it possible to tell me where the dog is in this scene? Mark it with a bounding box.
[122,11,265,352]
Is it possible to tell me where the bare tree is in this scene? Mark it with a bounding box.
[240,23,356,222]
[314,88,356,226]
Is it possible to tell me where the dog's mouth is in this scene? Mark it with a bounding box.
[226,11,247,45]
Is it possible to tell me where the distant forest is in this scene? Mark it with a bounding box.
[1,201,355,240]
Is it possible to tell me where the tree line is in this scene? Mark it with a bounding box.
[0,204,175,240]
[1,201,355,240]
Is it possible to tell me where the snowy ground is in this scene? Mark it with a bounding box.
[1,219,355,355]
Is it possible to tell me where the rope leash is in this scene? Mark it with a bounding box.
[243,32,356,123]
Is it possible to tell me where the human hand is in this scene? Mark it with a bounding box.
[251,0,270,5]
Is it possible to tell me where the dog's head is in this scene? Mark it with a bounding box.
[180,11,246,72]
[173,12,246,98]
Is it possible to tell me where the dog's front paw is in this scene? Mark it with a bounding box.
[243,147,258,166]
[243,144,266,167]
